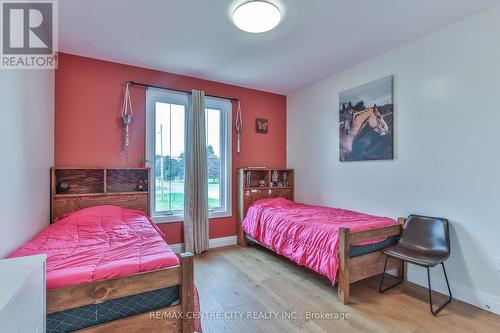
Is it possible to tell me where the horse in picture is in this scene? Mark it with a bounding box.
[338,76,394,161]
[340,106,391,160]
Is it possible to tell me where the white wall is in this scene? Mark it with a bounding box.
[287,5,500,313]
[0,69,54,257]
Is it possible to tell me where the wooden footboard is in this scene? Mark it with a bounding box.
[47,252,195,333]
[337,218,406,304]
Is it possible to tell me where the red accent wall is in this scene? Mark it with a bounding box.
[55,53,286,244]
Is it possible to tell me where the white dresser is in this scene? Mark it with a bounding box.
[0,254,46,333]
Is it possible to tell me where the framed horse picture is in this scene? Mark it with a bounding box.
[339,76,394,161]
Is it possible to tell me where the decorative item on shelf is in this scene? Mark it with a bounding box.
[137,157,149,168]
[135,178,148,192]
[255,118,268,134]
[283,172,288,187]
[246,171,251,187]
[259,179,266,187]
[278,182,283,187]
[271,170,279,187]
[56,182,70,194]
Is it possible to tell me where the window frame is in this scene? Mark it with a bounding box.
[146,88,232,223]
[146,88,188,222]
[205,97,232,219]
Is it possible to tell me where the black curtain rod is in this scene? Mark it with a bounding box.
[127,81,240,102]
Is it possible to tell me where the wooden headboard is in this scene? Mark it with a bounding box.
[50,167,151,223]
[237,168,294,246]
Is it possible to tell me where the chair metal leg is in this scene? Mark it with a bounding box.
[379,255,404,293]
[427,263,452,316]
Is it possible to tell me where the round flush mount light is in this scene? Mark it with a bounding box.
[232,1,282,33]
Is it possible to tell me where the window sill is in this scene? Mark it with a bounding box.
[209,210,232,219]
[152,214,184,224]
[152,210,232,224]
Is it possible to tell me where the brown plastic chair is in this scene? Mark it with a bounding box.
[379,215,452,315]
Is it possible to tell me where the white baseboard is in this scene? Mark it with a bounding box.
[169,236,237,254]
[209,236,237,249]
[408,265,500,315]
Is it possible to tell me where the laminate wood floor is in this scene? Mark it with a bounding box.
[194,245,500,333]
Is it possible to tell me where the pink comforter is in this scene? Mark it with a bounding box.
[242,198,396,282]
[8,205,180,289]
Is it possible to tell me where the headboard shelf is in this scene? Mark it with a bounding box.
[240,168,294,189]
[54,168,105,195]
[51,167,150,223]
[106,169,149,193]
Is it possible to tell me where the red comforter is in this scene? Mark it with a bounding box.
[8,205,180,289]
[242,198,396,282]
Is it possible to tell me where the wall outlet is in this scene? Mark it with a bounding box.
[497,257,500,272]
[485,304,491,313]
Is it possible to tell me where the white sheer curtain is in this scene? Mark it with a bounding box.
[184,89,209,254]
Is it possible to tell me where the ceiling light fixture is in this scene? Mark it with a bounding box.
[232,1,282,33]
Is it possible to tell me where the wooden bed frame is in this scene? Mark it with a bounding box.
[49,167,195,332]
[336,220,405,304]
[237,173,405,305]
[241,223,404,305]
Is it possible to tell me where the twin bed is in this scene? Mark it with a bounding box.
[8,168,198,333]
[239,197,405,304]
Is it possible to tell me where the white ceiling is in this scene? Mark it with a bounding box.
[59,0,500,94]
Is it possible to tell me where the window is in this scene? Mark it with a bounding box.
[205,98,231,216]
[146,89,232,222]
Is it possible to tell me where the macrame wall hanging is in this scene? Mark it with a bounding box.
[121,82,134,160]
[235,100,243,153]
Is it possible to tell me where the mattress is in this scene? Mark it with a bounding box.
[8,205,179,289]
[350,235,398,257]
[47,286,180,333]
[243,197,397,282]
